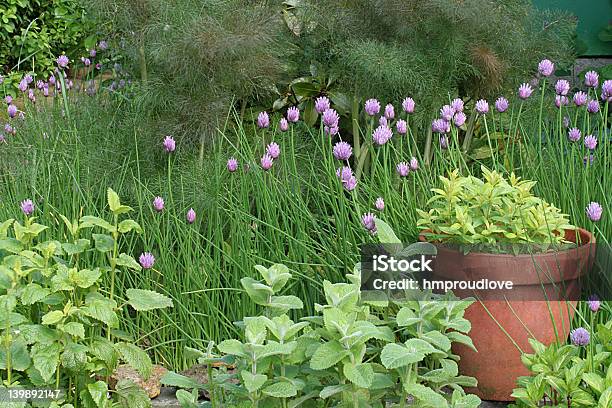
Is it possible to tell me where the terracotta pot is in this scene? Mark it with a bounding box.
[418,228,595,401]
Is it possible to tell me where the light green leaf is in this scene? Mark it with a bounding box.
[82,294,119,328]
[319,384,350,399]
[420,330,451,352]
[310,341,347,370]
[42,310,64,325]
[31,342,61,383]
[118,220,142,234]
[92,234,115,253]
[61,342,88,370]
[343,362,374,388]
[381,343,424,369]
[403,383,448,407]
[0,338,31,371]
[73,268,102,288]
[269,295,303,310]
[61,322,85,339]
[87,381,110,408]
[126,289,173,311]
[217,339,247,358]
[241,370,267,393]
[262,381,298,398]
[115,342,152,379]
[21,283,51,305]
[115,253,142,271]
[115,379,152,408]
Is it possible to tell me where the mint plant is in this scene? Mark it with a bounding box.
[164,251,481,407]
[0,188,173,407]
[417,167,575,252]
[510,321,612,408]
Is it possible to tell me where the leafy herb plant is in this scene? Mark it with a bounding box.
[417,167,575,252]
[0,188,173,407]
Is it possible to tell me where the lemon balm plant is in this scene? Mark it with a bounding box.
[0,188,173,407]
[415,168,596,400]
[416,166,575,253]
[163,260,482,407]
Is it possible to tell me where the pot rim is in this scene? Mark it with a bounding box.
[418,227,595,259]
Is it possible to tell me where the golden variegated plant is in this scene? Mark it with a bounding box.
[417,167,575,252]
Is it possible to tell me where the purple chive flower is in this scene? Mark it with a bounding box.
[257,112,270,128]
[379,116,388,127]
[587,295,600,313]
[5,95,13,104]
[153,196,165,212]
[95,63,102,70]
[402,97,415,114]
[439,135,449,149]
[324,125,339,136]
[384,103,395,120]
[18,79,28,92]
[186,208,196,224]
[440,105,455,121]
[0,75,3,85]
[475,99,489,114]
[5,124,13,134]
[322,108,340,127]
[364,99,381,116]
[48,75,56,86]
[227,157,238,172]
[570,327,590,346]
[584,134,597,150]
[90,49,97,58]
[453,112,467,127]
[409,157,419,171]
[587,99,599,114]
[139,252,155,269]
[568,128,581,142]
[163,136,176,152]
[36,80,44,90]
[372,125,392,146]
[260,154,274,170]
[0,134,4,143]
[555,80,570,96]
[287,106,299,123]
[432,119,450,134]
[24,74,33,84]
[28,89,35,103]
[584,71,598,88]
[20,199,34,216]
[266,142,280,159]
[396,162,410,177]
[315,96,330,113]
[361,213,377,233]
[279,118,289,132]
[342,176,357,191]
[495,97,509,113]
[584,154,595,166]
[538,59,555,77]
[336,166,353,181]
[396,119,407,135]
[586,202,603,222]
[602,80,612,101]
[555,95,569,108]
[57,55,69,68]
[375,197,385,211]
[7,104,17,118]
[518,83,533,100]
[451,98,464,112]
[573,91,587,107]
[333,141,352,160]
[98,40,108,50]
[43,85,49,97]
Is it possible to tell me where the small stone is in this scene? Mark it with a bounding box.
[109,364,168,399]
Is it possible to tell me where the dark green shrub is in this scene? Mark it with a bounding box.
[0,0,96,78]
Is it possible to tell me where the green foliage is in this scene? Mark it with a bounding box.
[165,255,481,407]
[0,0,96,78]
[510,321,612,408]
[0,188,172,406]
[417,166,575,251]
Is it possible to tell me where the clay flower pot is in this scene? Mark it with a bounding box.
[419,228,595,401]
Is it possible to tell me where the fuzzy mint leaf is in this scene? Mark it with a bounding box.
[115,342,152,379]
[126,289,173,311]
